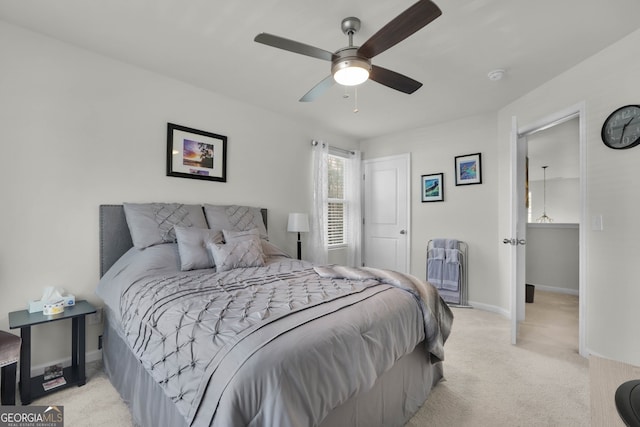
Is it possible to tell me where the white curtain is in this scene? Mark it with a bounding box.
[309,141,328,264]
[345,150,362,267]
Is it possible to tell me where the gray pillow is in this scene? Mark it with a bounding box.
[204,205,268,240]
[175,226,224,271]
[207,237,265,272]
[223,228,260,243]
[123,203,208,249]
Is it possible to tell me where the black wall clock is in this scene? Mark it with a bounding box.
[601,105,640,149]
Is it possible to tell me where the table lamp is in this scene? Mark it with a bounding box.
[287,213,309,260]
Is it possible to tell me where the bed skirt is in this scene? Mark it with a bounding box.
[102,309,443,427]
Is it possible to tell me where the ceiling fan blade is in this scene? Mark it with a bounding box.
[254,33,334,62]
[369,65,422,94]
[299,75,335,102]
[358,0,442,59]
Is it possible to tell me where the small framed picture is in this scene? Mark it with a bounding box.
[455,153,482,186]
[167,123,227,182]
[421,173,444,202]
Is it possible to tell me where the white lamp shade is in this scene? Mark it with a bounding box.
[287,213,309,233]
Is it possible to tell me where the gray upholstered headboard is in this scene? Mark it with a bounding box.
[99,205,267,277]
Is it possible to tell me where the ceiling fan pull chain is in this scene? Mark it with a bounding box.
[353,87,359,113]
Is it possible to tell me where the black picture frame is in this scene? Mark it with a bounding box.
[166,123,227,182]
[455,152,482,186]
[421,173,444,202]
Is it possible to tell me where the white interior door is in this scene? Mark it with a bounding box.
[508,117,528,344]
[363,154,410,273]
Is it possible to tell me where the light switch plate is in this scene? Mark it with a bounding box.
[591,215,603,231]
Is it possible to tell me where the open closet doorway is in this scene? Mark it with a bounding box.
[509,102,587,358]
[521,117,581,355]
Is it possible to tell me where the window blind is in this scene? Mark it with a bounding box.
[327,155,346,246]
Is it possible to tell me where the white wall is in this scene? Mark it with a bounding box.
[498,28,640,366]
[0,21,356,366]
[526,224,579,293]
[361,113,502,310]
[528,178,580,223]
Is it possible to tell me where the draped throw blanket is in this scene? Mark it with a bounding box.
[314,265,453,362]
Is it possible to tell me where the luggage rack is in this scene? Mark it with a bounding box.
[427,239,471,308]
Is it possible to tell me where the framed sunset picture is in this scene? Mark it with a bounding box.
[455,153,482,186]
[167,123,227,182]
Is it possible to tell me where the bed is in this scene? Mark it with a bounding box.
[96,203,453,427]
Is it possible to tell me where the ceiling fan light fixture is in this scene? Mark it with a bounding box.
[332,58,371,86]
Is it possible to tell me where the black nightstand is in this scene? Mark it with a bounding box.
[8,300,96,405]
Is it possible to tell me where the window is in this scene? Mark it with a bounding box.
[327,154,346,246]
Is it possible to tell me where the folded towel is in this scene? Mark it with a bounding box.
[445,239,459,250]
[429,248,445,260]
[427,248,445,287]
[442,248,460,291]
[432,239,447,248]
[445,248,459,263]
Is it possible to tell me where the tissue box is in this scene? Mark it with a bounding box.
[43,300,65,316]
[63,294,75,307]
[28,294,75,313]
[28,299,45,313]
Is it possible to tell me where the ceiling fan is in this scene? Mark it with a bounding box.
[254,0,442,102]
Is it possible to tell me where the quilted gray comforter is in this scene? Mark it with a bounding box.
[97,245,453,427]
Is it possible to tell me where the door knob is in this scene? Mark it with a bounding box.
[400,230,406,235]
[503,238,525,245]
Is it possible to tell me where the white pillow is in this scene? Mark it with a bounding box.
[174,226,223,271]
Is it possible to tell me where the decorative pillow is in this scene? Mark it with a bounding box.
[223,229,290,259]
[174,226,224,271]
[123,203,208,249]
[207,237,265,272]
[203,205,268,240]
[222,228,260,243]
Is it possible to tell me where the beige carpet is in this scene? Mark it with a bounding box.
[407,290,589,426]
[30,362,134,427]
[27,290,589,427]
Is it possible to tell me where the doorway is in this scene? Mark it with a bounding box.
[362,153,410,273]
[509,103,587,358]
[523,117,580,353]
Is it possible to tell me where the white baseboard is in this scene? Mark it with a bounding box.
[527,283,579,296]
[464,284,578,321]
[460,286,577,320]
[28,349,102,377]
[466,300,510,318]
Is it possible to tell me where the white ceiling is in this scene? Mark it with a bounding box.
[1,0,639,141]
